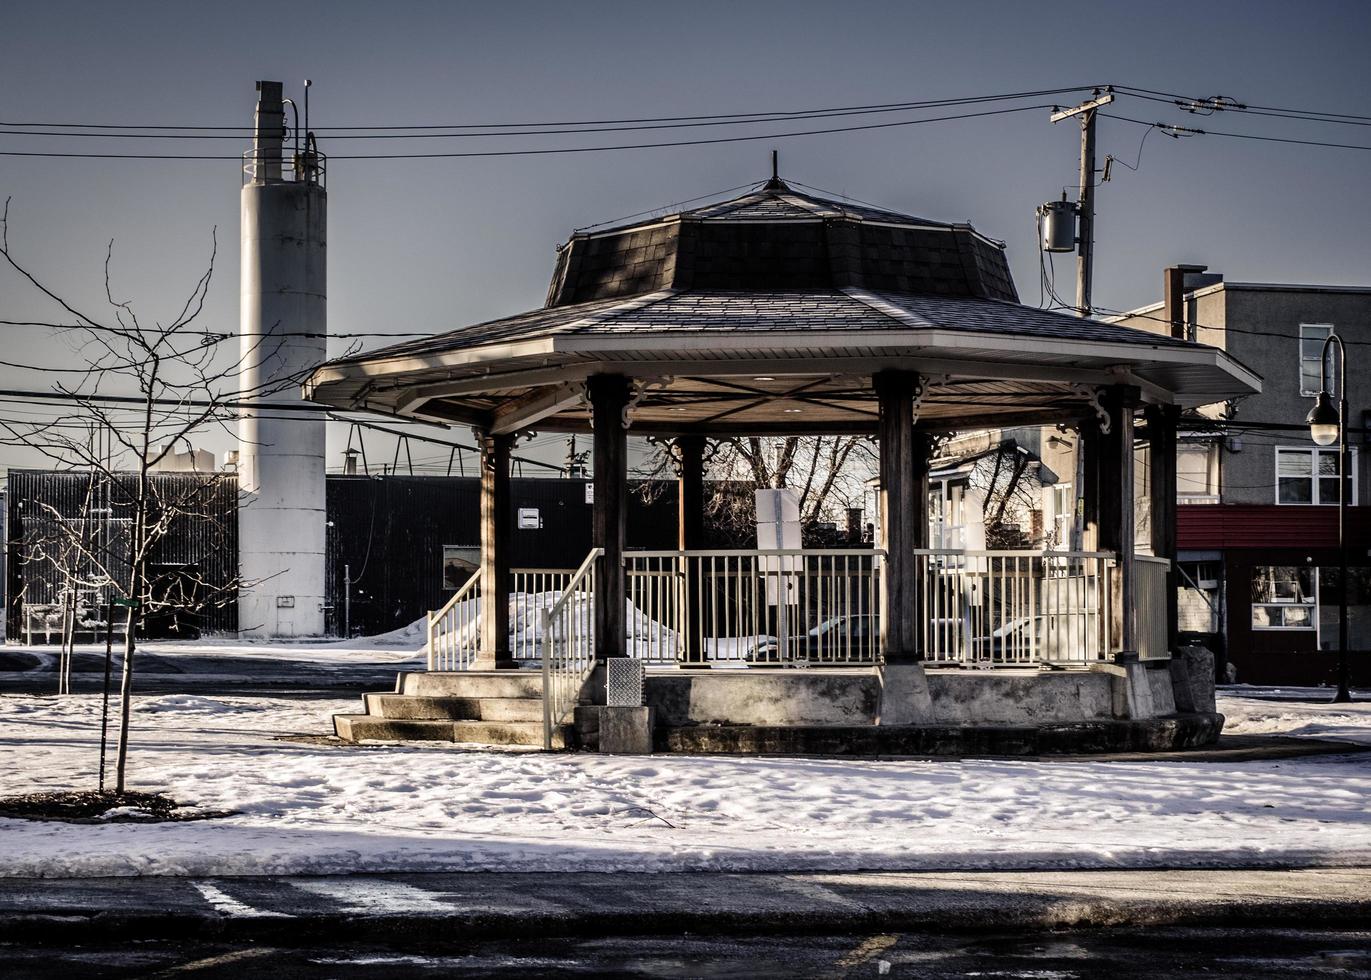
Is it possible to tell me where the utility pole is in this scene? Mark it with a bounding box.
[1051,87,1114,317]
[566,435,577,477]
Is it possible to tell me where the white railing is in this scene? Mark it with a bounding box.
[1135,555,1172,661]
[540,549,602,749]
[511,568,574,661]
[624,549,881,665]
[428,569,481,671]
[915,550,1114,667]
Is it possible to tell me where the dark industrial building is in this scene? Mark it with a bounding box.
[5,470,756,641]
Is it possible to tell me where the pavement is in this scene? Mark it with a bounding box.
[2,868,1369,944]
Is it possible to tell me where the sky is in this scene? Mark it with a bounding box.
[2,0,1369,476]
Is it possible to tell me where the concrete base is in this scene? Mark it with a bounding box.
[1122,661,1155,719]
[1175,644,1217,713]
[598,706,654,754]
[657,712,1226,756]
[645,668,1123,728]
[877,663,934,725]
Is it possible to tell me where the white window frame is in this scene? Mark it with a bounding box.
[1275,446,1358,506]
[1176,439,1220,503]
[1251,566,1319,633]
[1300,323,1335,397]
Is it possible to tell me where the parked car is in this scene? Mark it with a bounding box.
[746,613,879,663]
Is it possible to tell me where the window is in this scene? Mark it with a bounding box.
[1300,324,1335,396]
[1252,566,1317,630]
[1177,440,1219,502]
[442,545,479,589]
[1050,484,1073,546]
[1276,447,1356,505]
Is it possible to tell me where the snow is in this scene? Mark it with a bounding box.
[1218,687,1371,746]
[1,687,1369,878]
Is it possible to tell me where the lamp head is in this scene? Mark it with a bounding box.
[1306,391,1341,446]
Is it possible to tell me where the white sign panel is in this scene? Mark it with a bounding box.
[517,507,542,530]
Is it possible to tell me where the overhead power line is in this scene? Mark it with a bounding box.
[0,103,1058,161]
[1102,112,1371,152]
[0,90,1095,140]
[0,86,1097,133]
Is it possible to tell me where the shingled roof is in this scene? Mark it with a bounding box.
[543,179,1018,306]
[305,173,1261,433]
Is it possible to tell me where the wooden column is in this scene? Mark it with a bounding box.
[1147,403,1180,653]
[675,435,707,666]
[875,370,925,664]
[1093,385,1139,656]
[477,431,514,669]
[1079,422,1101,552]
[590,374,631,662]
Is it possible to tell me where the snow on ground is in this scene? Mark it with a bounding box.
[1,687,1369,878]
[1219,686,1371,746]
[132,619,430,666]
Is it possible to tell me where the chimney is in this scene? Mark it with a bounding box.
[251,80,285,182]
[1164,264,1210,340]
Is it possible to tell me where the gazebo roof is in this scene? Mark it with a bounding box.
[306,177,1261,435]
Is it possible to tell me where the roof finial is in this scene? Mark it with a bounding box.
[763,148,787,191]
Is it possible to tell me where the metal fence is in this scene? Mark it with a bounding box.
[916,550,1114,667]
[426,569,481,671]
[1135,555,1172,661]
[625,549,881,665]
[429,547,1151,674]
[540,549,601,748]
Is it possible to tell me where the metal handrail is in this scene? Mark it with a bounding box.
[427,568,480,671]
[540,548,603,749]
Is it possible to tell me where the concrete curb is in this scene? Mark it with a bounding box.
[1,869,1367,943]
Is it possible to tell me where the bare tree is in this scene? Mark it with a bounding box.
[641,436,877,542]
[0,202,310,793]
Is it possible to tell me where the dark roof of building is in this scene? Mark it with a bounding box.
[329,287,1196,368]
[627,182,955,227]
[543,179,1017,307]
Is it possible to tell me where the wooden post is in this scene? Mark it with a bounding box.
[1079,423,1101,552]
[875,370,925,664]
[1093,386,1140,656]
[590,375,631,662]
[675,435,707,666]
[1147,403,1180,653]
[477,430,514,669]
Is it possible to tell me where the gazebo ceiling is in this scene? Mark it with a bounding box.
[305,178,1262,436]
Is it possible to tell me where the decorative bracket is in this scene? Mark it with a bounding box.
[622,381,648,429]
[909,374,930,423]
[1073,384,1110,434]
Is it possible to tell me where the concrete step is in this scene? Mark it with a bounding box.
[363,693,545,722]
[333,713,572,748]
[397,670,544,700]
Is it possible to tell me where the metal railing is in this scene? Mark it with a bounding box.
[915,550,1114,667]
[1135,555,1172,661]
[511,568,574,660]
[427,569,481,671]
[624,549,881,665]
[540,549,602,749]
[241,148,328,187]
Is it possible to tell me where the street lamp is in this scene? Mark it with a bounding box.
[1304,331,1353,702]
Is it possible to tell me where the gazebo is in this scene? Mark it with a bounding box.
[307,174,1259,754]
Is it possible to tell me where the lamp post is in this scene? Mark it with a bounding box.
[1305,331,1353,703]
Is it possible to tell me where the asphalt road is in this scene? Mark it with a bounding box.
[0,645,401,695]
[2,926,1369,978]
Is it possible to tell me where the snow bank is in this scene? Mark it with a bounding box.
[1,690,1369,877]
[1219,689,1371,746]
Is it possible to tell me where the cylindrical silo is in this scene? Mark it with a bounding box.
[237,80,327,637]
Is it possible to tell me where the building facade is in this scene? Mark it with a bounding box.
[1111,274,1371,686]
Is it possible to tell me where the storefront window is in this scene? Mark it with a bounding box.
[1251,565,1317,630]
